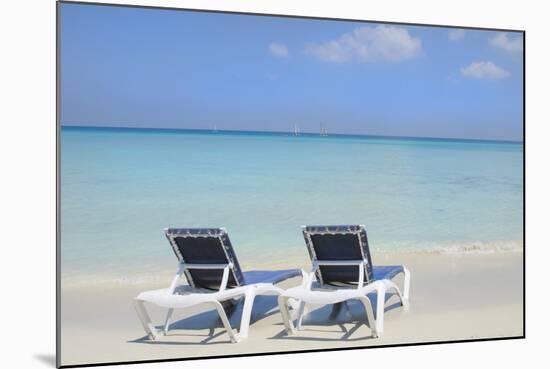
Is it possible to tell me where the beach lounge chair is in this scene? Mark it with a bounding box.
[278,225,410,338]
[134,228,301,343]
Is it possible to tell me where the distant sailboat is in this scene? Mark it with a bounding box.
[213,124,218,133]
[294,124,300,136]
[320,123,328,136]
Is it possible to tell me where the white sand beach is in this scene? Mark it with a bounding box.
[60,251,523,366]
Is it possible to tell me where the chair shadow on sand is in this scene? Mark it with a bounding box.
[129,295,283,345]
[270,291,404,342]
[129,291,403,345]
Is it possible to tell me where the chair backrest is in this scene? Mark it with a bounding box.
[164,228,245,290]
[302,225,374,286]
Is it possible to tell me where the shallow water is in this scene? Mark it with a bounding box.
[60,126,523,281]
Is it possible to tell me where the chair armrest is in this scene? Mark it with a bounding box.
[315,260,365,266]
[312,260,368,289]
[299,269,316,291]
[169,263,234,293]
[167,263,186,294]
[184,263,233,270]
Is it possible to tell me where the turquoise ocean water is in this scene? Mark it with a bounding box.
[61,126,523,283]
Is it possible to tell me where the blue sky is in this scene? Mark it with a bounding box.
[60,3,524,141]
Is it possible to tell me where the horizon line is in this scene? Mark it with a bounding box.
[60,124,524,144]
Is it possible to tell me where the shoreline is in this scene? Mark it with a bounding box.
[60,251,523,366]
[60,243,523,289]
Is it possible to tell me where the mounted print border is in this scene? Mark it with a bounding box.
[56,1,525,367]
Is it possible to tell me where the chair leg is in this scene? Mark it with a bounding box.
[375,284,386,335]
[133,300,160,340]
[296,300,306,330]
[358,296,378,338]
[278,295,296,334]
[211,301,239,343]
[237,290,256,340]
[403,267,411,303]
[163,308,174,335]
[384,279,406,307]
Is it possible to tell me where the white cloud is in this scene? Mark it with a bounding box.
[460,61,510,80]
[305,25,422,63]
[268,42,289,58]
[448,29,465,41]
[489,32,523,53]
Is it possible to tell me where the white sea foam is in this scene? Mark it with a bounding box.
[60,239,523,289]
[373,240,523,255]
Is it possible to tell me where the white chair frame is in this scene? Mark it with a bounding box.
[134,261,291,343]
[278,259,410,337]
